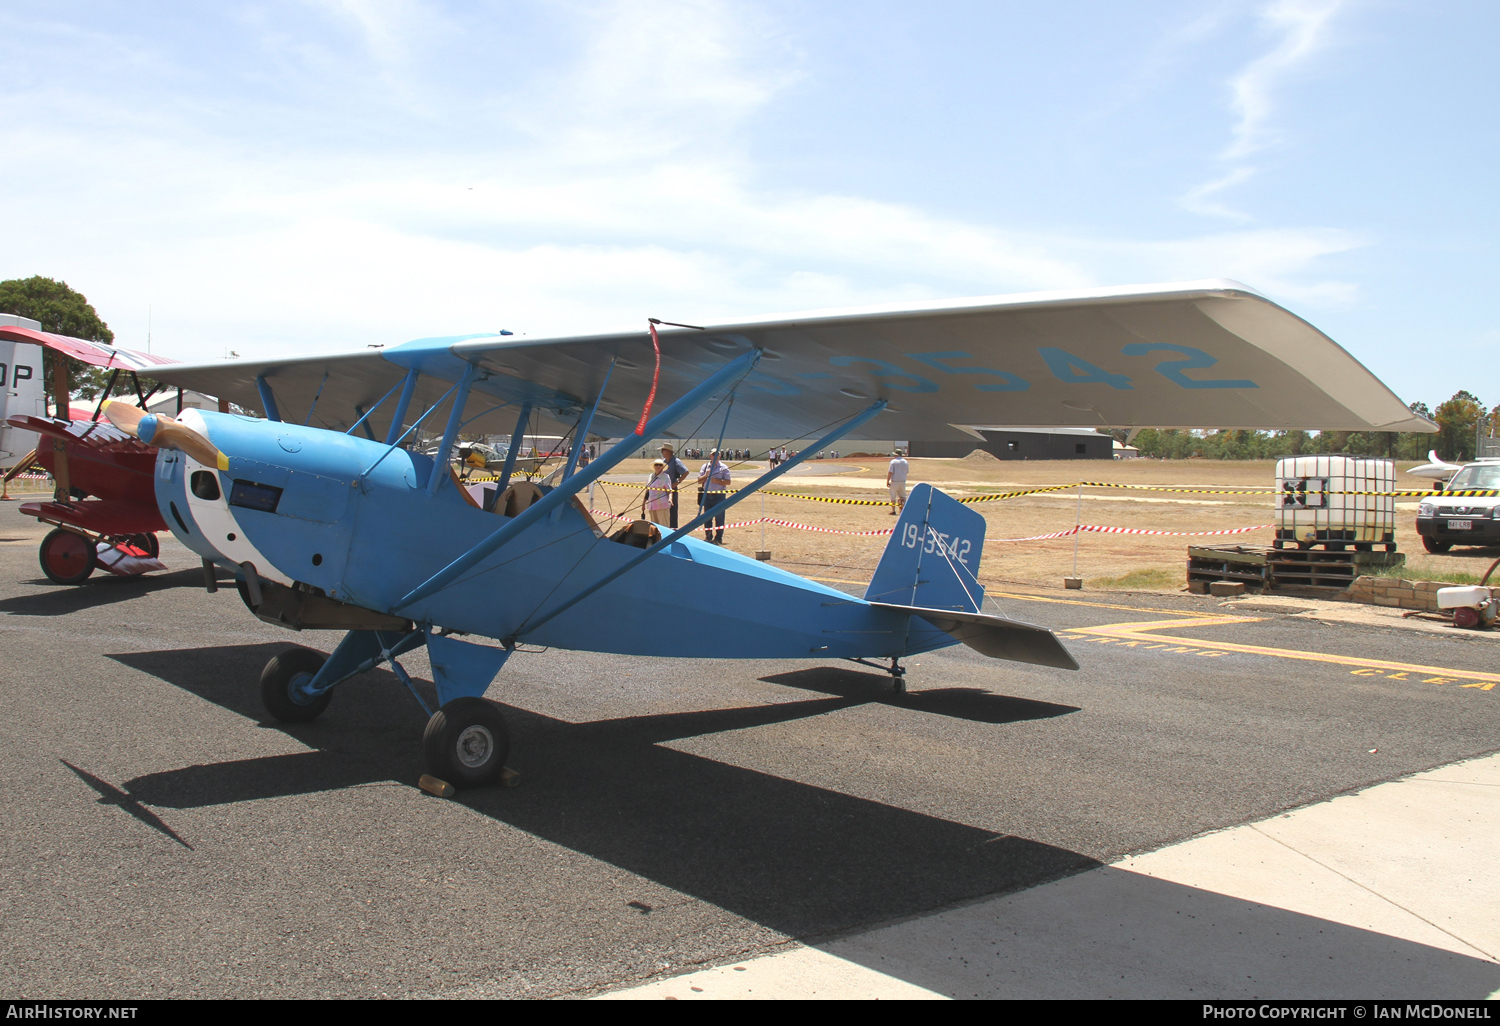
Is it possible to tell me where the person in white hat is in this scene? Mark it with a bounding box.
[643,458,672,526]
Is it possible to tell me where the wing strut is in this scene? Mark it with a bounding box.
[497,403,533,492]
[395,348,763,611]
[508,399,888,643]
[256,375,282,422]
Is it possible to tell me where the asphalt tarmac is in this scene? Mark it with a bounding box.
[1,524,1496,998]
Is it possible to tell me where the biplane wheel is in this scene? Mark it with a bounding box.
[422,697,511,789]
[260,647,332,722]
[127,533,160,559]
[39,529,96,586]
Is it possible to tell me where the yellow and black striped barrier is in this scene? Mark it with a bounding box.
[480,476,1487,506]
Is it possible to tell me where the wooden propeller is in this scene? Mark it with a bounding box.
[104,401,230,471]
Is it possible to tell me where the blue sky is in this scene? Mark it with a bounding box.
[1,0,1494,411]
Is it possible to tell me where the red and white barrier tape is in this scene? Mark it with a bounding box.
[592,508,1271,541]
[591,508,896,537]
[992,523,1273,542]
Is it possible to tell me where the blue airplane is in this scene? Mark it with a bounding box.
[109,280,1432,788]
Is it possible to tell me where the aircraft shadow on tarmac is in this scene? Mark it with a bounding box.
[0,567,226,616]
[87,644,1500,997]
[108,643,1094,939]
[760,667,1079,724]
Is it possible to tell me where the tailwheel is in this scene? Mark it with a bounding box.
[260,646,332,722]
[889,656,907,695]
[40,529,96,585]
[422,697,511,788]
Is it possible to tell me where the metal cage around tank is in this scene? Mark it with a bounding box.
[1274,454,1396,551]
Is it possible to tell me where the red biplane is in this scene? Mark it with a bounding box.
[0,326,187,584]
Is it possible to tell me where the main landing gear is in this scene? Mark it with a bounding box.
[38,529,162,586]
[257,642,512,789]
[422,697,511,788]
[40,528,94,585]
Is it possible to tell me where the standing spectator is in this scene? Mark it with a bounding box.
[887,450,910,515]
[643,459,672,526]
[698,449,732,544]
[659,443,689,529]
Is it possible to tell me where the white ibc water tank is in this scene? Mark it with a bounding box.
[1275,454,1396,550]
[0,313,45,471]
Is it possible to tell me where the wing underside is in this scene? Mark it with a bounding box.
[134,280,1434,441]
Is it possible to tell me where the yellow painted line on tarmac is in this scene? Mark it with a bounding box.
[987,589,1248,620]
[1060,617,1500,689]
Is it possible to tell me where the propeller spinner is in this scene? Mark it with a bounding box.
[105,401,230,471]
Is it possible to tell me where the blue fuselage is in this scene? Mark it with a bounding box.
[156,410,934,660]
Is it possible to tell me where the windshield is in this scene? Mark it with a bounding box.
[1447,465,1500,490]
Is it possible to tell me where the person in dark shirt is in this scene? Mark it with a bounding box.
[659,443,689,528]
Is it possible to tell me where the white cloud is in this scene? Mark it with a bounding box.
[1224,0,1344,160]
[1180,0,1345,219]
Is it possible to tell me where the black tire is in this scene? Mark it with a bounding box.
[422,697,510,788]
[39,529,96,585]
[127,533,160,559]
[260,647,332,722]
[1423,536,1452,554]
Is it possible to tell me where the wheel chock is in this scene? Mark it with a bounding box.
[500,766,521,788]
[418,774,455,798]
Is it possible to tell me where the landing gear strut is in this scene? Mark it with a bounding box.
[845,655,908,693]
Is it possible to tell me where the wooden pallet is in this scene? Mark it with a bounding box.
[1187,546,1405,594]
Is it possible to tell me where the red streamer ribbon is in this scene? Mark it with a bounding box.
[635,321,662,436]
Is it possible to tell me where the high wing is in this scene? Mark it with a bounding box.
[135,279,1436,441]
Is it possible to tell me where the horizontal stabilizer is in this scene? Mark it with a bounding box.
[870,602,1079,670]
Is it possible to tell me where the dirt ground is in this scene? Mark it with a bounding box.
[591,456,1488,592]
[10,458,1483,594]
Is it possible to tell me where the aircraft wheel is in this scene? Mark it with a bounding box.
[40,529,96,585]
[127,533,160,559]
[422,697,510,788]
[260,647,332,722]
[1423,537,1452,554]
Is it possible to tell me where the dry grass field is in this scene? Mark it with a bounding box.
[591,455,1489,592]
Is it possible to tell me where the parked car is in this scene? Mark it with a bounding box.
[1415,459,1500,553]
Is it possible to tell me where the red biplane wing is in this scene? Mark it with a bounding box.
[20,498,166,537]
[0,326,178,373]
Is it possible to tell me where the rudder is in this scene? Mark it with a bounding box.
[865,483,986,613]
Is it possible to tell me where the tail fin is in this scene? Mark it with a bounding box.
[865,483,986,613]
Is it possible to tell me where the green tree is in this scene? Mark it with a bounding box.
[1434,390,1484,462]
[0,276,116,412]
